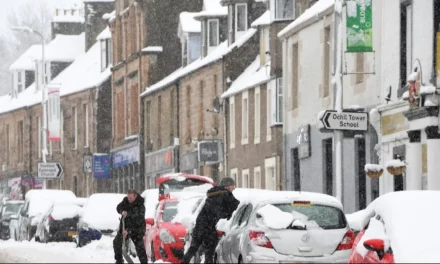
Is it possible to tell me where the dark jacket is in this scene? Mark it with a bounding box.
[193,186,240,236]
[116,194,146,234]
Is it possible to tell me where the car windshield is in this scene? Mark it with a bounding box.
[273,203,347,230]
[3,203,22,215]
[161,179,208,195]
[161,202,178,222]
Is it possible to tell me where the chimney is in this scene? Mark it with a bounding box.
[83,0,115,51]
[51,3,85,40]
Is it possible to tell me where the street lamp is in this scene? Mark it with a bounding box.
[12,26,48,188]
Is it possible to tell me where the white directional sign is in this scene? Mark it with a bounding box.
[321,110,368,131]
[38,163,64,178]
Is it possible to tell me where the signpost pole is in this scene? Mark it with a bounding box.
[334,0,344,203]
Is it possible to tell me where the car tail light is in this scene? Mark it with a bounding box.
[336,230,355,250]
[249,230,273,249]
[49,215,55,222]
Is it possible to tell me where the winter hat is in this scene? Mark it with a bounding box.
[220,177,236,187]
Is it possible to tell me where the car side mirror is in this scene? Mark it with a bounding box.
[363,239,385,259]
[10,214,18,220]
[145,218,155,226]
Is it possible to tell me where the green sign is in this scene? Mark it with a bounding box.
[346,0,373,52]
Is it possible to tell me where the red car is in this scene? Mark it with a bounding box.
[349,229,394,263]
[144,198,188,263]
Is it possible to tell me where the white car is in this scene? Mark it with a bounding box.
[215,191,353,263]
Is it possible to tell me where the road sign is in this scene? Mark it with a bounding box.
[84,155,92,173]
[321,110,368,131]
[38,163,64,179]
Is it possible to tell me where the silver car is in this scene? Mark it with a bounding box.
[215,192,353,263]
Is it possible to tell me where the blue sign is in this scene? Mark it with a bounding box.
[93,154,111,179]
[112,145,140,168]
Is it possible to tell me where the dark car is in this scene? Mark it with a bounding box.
[0,201,24,240]
[35,202,81,243]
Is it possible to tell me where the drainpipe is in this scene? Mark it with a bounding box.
[176,81,180,173]
[221,56,228,178]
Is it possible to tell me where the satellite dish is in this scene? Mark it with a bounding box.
[213,97,222,113]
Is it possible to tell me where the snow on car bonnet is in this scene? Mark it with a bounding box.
[51,204,81,220]
[82,193,125,231]
[369,191,440,262]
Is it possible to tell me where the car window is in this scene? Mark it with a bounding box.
[238,204,253,227]
[231,204,247,229]
[161,202,178,222]
[154,203,161,224]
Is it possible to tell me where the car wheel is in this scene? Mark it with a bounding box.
[238,255,244,264]
[27,228,31,241]
[35,236,40,242]
[214,253,219,264]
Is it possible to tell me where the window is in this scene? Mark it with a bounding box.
[242,169,249,188]
[265,157,276,191]
[229,96,235,148]
[235,3,248,40]
[158,96,162,148]
[60,110,64,153]
[16,71,24,93]
[323,139,333,195]
[73,176,78,196]
[276,78,283,123]
[72,106,77,150]
[101,39,112,71]
[266,87,272,141]
[199,81,204,133]
[231,168,238,185]
[83,104,89,147]
[400,2,412,90]
[291,43,299,110]
[228,5,233,45]
[208,19,219,53]
[254,87,261,144]
[37,117,41,158]
[146,101,152,144]
[254,167,261,189]
[5,124,9,165]
[182,38,188,66]
[108,39,113,66]
[274,0,294,20]
[292,148,300,191]
[242,91,249,144]
[17,121,24,162]
[323,26,331,97]
[130,83,139,133]
[188,35,201,64]
[238,204,253,227]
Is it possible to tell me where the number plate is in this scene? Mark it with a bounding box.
[68,231,77,236]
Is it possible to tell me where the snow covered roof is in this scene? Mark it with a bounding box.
[9,33,85,71]
[9,45,43,71]
[278,0,334,38]
[251,10,270,28]
[46,33,85,62]
[179,12,202,33]
[194,0,228,20]
[96,26,111,40]
[52,14,85,23]
[221,56,272,98]
[0,30,110,115]
[102,10,116,22]
[141,28,257,97]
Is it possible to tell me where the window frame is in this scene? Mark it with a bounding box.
[275,78,283,123]
[242,91,249,145]
[207,19,219,50]
[235,3,248,40]
[254,166,261,189]
[254,87,261,144]
[273,0,295,21]
[101,40,107,71]
[242,169,250,188]
[229,96,236,149]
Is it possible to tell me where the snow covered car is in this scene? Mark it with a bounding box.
[215,191,353,263]
[145,192,205,263]
[347,191,440,263]
[0,200,24,240]
[35,201,81,243]
[17,190,77,241]
[76,193,125,247]
[157,173,214,201]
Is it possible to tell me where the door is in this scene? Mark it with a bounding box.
[229,204,254,263]
[220,205,247,263]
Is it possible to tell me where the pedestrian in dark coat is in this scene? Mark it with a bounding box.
[113,189,149,264]
[182,177,240,263]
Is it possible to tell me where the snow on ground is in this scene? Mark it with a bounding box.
[0,236,140,263]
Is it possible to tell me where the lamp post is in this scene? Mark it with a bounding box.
[12,26,48,189]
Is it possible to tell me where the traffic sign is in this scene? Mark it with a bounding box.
[38,163,64,178]
[84,155,92,173]
[321,110,368,131]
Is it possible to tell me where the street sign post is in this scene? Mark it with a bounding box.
[38,162,64,179]
[321,110,368,131]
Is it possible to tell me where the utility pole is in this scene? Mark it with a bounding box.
[333,0,344,202]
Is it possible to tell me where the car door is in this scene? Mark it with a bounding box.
[229,204,253,263]
[220,204,247,263]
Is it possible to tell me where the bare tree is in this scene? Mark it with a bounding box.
[0,0,53,96]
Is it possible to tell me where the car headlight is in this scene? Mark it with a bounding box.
[159,229,176,244]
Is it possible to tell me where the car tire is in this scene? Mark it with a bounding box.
[238,255,243,264]
[26,228,31,241]
[35,236,40,242]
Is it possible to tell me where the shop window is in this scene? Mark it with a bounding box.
[323,138,333,195]
[292,148,300,191]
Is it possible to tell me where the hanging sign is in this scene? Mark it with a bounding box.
[346,0,373,52]
[47,84,61,141]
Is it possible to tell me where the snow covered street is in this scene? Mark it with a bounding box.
[0,237,141,263]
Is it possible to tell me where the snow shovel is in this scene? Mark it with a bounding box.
[122,215,134,264]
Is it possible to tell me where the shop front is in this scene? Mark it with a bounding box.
[144,146,178,189]
[111,142,141,193]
